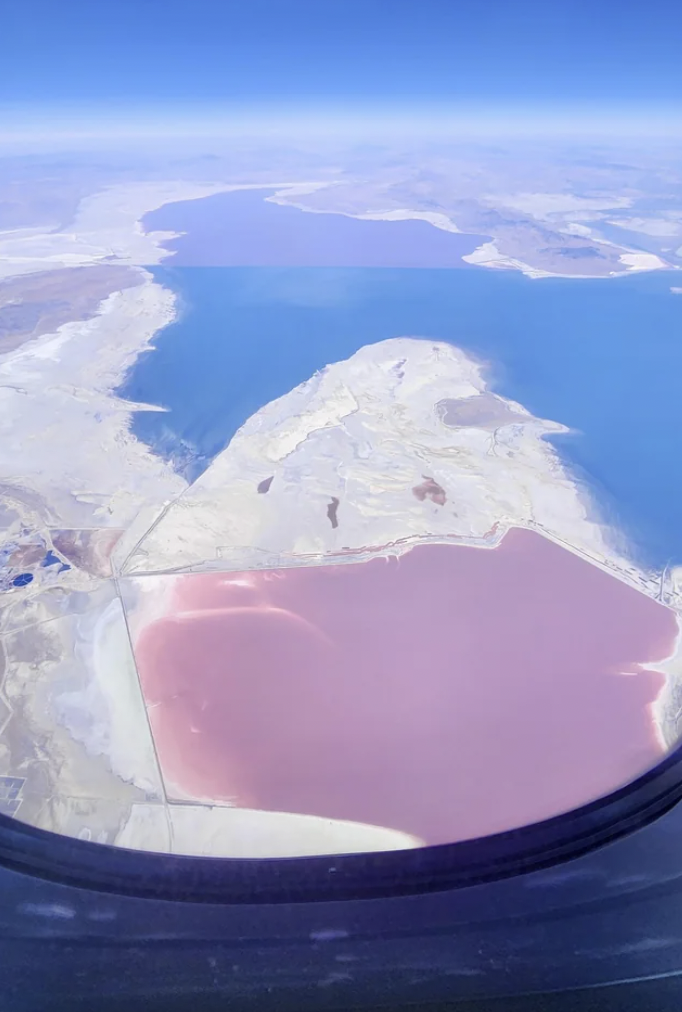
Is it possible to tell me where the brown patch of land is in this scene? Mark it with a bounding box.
[0,265,141,353]
[51,529,124,578]
[412,476,446,505]
[437,392,525,429]
[7,544,44,568]
[0,173,97,232]
[327,497,340,528]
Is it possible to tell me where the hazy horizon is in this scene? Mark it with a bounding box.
[4,0,682,150]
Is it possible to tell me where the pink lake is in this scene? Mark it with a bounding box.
[134,529,678,845]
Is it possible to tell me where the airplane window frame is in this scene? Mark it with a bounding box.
[2,740,682,905]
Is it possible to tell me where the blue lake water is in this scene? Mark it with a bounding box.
[142,189,487,268]
[120,264,682,571]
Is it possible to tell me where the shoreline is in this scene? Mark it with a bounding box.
[650,616,682,751]
[121,517,674,608]
[131,180,678,281]
[461,238,677,280]
[0,272,186,530]
[262,187,678,280]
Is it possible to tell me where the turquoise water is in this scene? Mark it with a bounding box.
[120,265,682,570]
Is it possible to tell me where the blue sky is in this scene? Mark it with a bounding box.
[3,0,682,136]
